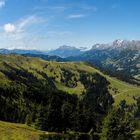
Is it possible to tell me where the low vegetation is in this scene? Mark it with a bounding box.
[0,121,43,140]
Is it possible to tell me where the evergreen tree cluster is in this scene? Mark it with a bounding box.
[0,67,113,133]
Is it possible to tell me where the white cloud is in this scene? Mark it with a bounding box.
[3,15,43,34]
[17,15,42,32]
[4,23,16,33]
[68,14,85,19]
[0,0,5,8]
[1,15,47,50]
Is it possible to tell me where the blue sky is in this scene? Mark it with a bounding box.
[0,0,140,50]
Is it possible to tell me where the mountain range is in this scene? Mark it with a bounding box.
[46,45,84,58]
[68,40,140,85]
[0,39,139,85]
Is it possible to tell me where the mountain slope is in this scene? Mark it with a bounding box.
[0,54,115,132]
[47,45,83,58]
[22,53,66,62]
[0,54,139,135]
[0,54,139,104]
[0,121,45,140]
[68,40,140,85]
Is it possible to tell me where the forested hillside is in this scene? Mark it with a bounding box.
[0,54,139,139]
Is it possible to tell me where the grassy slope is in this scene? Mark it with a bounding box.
[133,130,140,139]
[0,120,139,140]
[0,121,58,140]
[0,54,139,106]
[103,74,140,105]
[0,121,44,140]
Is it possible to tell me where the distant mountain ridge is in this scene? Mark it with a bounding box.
[0,48,45,55]
[1,39,140,55]
[0,45,85,58]
[47,45,84,58]
[68,39,140,85]
[22,53,66,62]
[91,39,140,50]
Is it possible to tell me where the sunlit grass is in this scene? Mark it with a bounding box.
[0,121,43,140]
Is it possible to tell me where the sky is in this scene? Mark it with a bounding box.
[0,0,140,50]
